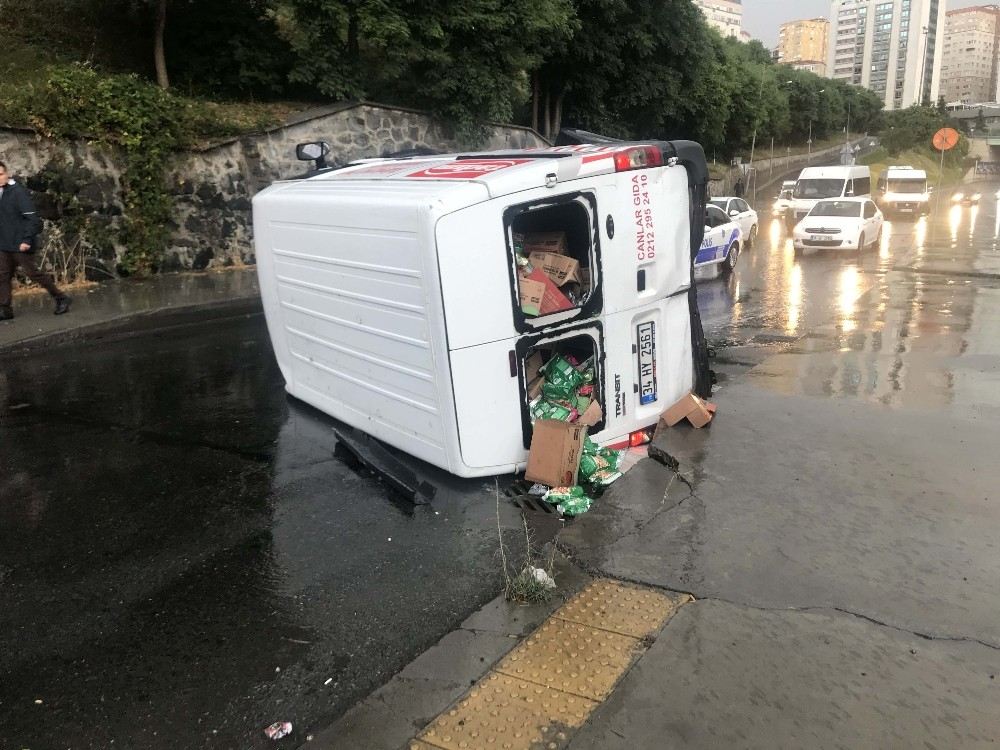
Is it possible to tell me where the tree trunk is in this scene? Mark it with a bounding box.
[543,90,551,141]
[551,93,564,141]
[154,0,169,89]
[532,74,540,134]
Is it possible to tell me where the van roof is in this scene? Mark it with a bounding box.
[886,166,927,176]
[296,142,706,199]
[798,165,870,179]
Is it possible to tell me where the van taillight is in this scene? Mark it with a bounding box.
[614,146,663,172]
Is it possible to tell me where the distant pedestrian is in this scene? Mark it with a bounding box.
[0,161,70,319]
[733,177,745,198]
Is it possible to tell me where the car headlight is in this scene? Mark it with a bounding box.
[953,193,964,202]
[972,193,982,201]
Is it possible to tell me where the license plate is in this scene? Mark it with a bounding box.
[637,321,657,405]
[811,234,833,241]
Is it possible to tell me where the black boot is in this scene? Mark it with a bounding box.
[54,296,71,315]
[0,306,12,320]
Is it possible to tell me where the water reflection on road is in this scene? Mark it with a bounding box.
[697,186,1000,415]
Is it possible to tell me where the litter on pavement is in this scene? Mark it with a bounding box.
[264,721,293,740]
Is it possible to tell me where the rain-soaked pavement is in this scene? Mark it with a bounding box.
[2,186,999,748]
[0,320,522,748]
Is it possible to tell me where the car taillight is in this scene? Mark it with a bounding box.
[629,429,653,447]
[613,146,663,172]
[606,429,654,451]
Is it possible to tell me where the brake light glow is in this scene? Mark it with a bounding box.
[629,429,653,448]
[613,146,663,172]
[606,428,654,451]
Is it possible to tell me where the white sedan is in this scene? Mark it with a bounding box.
[696,203,742,274]
[710,196,758,247]
[792,198,883,253]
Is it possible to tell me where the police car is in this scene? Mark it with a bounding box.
[695,203,742,274]
[709,196,758,247]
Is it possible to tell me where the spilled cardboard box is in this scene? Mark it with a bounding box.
[659,392,717,429]
[525,420,585,487]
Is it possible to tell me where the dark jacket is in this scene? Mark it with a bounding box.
[0,179,42,253]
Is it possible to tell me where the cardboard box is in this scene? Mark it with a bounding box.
[524,268,574,315]
[525,350,546,400]
[525,420,585,487]
[660,392,715,429]
[523,231,568,255]
[528,251,580,287]
[528,375,545,401]
[518,275,545,316]
[577,399,603,428]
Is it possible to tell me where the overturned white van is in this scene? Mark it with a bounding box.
[252,140,711,478]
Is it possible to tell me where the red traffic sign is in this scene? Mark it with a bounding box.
[933,127,960,151]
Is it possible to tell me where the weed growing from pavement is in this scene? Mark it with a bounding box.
[495,480,557,604]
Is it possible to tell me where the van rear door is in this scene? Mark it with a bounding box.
[600,164,692,315]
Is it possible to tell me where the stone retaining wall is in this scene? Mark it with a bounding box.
[0,102,548,276]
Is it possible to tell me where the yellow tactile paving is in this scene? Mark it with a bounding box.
[416,672,597,750]
[553,578,692,639]
[411,578,691,750]
[494,617,640,701]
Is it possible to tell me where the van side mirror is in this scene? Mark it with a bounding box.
[845,190,855,197]
[296,141,331,169]
[729,209,740,217]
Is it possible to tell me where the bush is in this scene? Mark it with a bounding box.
[9,64,278,275]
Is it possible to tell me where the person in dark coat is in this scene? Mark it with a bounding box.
[733,177,745,198]
[0,161,70,319]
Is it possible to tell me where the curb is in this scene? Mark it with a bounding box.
[0,295,264,357]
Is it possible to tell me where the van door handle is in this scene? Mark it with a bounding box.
[509,350,517,378]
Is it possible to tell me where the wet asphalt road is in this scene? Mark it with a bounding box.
[697,191,994,383]
[1,187,996,749]
[0,320,522,749]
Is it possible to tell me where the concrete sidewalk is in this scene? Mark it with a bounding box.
[0,268,261,354]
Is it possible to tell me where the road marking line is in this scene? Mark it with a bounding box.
[410,579,691,750]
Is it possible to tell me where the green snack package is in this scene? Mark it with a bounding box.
[583,436,600,456]
[579,453,610,481]
[575,395,591,412]
[531,399,573,422]
[590,469,623,487]
[541,356,585,400]
[544,486,593,516]
[558,495,592,516]
[598,448,625,471]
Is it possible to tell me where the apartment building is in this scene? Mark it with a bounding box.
[940,6,1000,105]
[777,17,831,76]
[694,0,744,40]
[827,0,945,110]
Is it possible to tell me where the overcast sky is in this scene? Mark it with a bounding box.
[744,0,987,47]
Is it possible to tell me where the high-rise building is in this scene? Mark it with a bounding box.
[776,18,831,76]
[694,0,744,40]
[940,6,1000,105]
[827,0,945,110]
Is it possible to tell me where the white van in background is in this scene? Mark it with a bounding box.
[877,166,930,216]
[786,165,872,226]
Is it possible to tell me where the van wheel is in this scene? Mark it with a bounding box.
[723,242,739,274]
[857,232,865,252]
